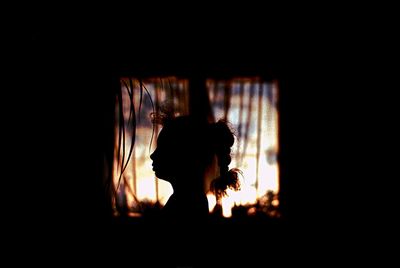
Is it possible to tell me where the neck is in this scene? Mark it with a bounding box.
[170,175,204,197]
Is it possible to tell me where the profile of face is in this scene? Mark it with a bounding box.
[150,125,182,181]
[150,118,211,184]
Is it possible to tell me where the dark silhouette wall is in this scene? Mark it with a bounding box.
[20,18,331,266]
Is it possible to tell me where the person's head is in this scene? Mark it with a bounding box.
[150,115,241,198]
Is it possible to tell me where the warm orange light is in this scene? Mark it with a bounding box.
[221,191,234,218]
[113,77,280,217]
[206,192,217,213]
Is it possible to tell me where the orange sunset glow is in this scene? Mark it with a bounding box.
[113,77,279,218]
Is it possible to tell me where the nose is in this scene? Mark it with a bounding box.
[150,150,156,161]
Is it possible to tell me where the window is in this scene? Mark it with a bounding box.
[113,76,280,218]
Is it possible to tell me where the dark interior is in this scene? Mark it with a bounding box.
[15,18,337,266]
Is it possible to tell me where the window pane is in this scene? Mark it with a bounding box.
[113,77,279,218]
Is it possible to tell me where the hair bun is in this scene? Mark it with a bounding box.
[209,119,242,199]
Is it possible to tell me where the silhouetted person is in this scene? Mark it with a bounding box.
[150,115,241,223]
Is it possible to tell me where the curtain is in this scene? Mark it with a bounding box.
[113,77,279,218]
